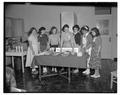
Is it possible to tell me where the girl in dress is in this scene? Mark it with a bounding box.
[61,24,76,48]
[89,27,102,78]
[48,26,60,49]
[81,25,93,75]
[72,25,82,73]
[25,27,40,68]
[48,26,60,72]
[38,27,49,74]
[38,27,49,52]
[73,25,82,47]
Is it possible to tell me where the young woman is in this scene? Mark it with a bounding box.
[48,26,60,49]
[38,27,49,52]
[89,27,102,78]
[48,26,60,72]
[72,25,82,73]
[73,25,82,47]
[81,25,93,75]
[61,24,76,48]
[38,27,49,74]
[26,27,40,67]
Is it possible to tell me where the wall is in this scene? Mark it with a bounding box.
[5,5,95,33]
[111,7,117,58]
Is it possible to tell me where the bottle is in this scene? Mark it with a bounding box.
[21,46,23,52]
[15,46,17,52]
[18,46,20,52]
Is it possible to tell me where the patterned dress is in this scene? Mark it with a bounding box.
[61,31,75,48]
[89,36,102,69]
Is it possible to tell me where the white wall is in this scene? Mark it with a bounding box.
[5,5,95,33]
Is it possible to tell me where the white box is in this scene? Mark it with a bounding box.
[56,48,61,52]
[62,48,72,52]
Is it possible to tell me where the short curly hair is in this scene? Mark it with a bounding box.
[72,25,80,31]
[91,27,100,37]
[49,26,57,34]
[81,25,89,32]
[38,27,46,35]
[28,27,37,36]
[62,24,69,32]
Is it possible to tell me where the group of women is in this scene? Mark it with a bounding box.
[25,24,102,78]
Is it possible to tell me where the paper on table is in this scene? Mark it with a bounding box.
[62,48,72,52]
[77,52,82,57]
[74,48,79,53]
[56,48,60,52]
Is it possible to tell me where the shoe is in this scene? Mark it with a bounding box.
[54,68,57,72]
[82,69,90,75]
[43,67,47,73]
[91,74,100,78]
[32,69,38,75]
[73,69,79,73]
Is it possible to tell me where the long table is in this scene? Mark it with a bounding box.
[31,54,87,83]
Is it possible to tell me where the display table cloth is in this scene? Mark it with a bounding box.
[31,54,87,83]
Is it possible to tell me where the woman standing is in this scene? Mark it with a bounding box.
[72,25,82,73]
[81,25,93,75]
[48,26,60,72]
[38,27,49,52]
[38,27,49,74]
[48,26,60,49]
[89,27,102,78]
[26,27,39,67]
[61,24,75,48]
[73,25,82,47]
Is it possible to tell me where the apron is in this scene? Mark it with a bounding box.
[26,35,39,67]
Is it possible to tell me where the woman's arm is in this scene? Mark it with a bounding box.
[71,34,76,48]
[85,34,92,50]
[58,34,60,47]
[60,33,64,48]
[29,41,35,55]
[46,35,51,50]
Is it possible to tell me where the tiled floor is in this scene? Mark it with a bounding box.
[8,59,117,93]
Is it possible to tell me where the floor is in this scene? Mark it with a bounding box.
[8,59,117,93]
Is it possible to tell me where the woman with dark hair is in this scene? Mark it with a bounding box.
[38,27,49,74]
[72,25,82,73]
[48,26,60,72]
[61,24,75,48]
[38,27,49,52]
[48,26,60,48]
[73,25,82,46]
[89,27,102,78]
[81,25,93,75]
[26,27,40,67]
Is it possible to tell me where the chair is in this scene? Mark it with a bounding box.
[110,71,117,89]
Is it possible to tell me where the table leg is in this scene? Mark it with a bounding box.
[110,73,113,89]
[68,67,71,83]
[12,56,14,68]
[39,65,42,82]
[21,55,24,73]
